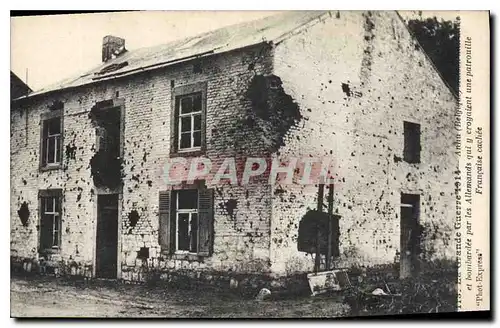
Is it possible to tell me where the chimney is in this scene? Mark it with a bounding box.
[102,35,126,63]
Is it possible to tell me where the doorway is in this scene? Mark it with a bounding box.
[96,194,119,279]
[400,193,420,279]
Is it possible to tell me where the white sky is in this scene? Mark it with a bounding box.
[10,11,278,91]
[11,10,460,92]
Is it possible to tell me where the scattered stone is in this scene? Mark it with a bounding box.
[371,288,388,296]
[229,277,239,289]
[255,288,271,301]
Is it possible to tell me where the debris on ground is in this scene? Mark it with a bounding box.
[343,264,457,316]
[255,288,272,301]
[307,269,351,296]
[229,277,239,289]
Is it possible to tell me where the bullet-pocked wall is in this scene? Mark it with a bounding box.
[10,44,277,279]
[11,11,458,281]
[270,11,458,274]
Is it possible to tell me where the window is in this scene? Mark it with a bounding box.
[403,121,421,164]
[171,83,206,154]
[175,190,198,253]
[40,111,63,168]
[158,186,213,256]
[39,189,62,252]
[177,93,202,151]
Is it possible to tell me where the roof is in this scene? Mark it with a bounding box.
[20,11,329,100]
[10,71,32,100]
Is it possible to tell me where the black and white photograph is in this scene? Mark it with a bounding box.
[9,9,490,318]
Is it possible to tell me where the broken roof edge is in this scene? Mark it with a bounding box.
[395,11,459,101]
[13,11,331,104]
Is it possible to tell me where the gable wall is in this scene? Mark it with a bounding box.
[270,11,458,274]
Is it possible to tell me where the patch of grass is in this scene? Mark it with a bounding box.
[343,262,457,316]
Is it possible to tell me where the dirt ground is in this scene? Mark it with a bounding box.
[10,275,349,318]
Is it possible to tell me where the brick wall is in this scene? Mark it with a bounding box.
[270,11,458,275]
[11,44,277,279]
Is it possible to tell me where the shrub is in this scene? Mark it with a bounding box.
[343,261,457,316]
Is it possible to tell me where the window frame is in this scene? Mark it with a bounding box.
[174,189,199,254]
[158,182,214,259]
[38,189,63,254]
[177,93,203,152]
[40,109,63,170]
[170,82,207,157]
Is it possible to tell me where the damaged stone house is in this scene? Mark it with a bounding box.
[11,11,457,284]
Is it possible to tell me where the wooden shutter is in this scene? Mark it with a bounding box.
[197,188,214,256]
[57,115,63,163]
[40,120,49,166]
[200,89,207,152]
[158,190,173,253]
[170,96,180,154]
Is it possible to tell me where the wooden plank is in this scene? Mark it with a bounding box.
[326,183,334,270]
[314,184,325,273]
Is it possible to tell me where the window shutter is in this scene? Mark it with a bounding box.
[197,188,214,256]
[41,120,48,165]
[158,191,173,253]
[58,116,64,163]
[201,90,207,152]
[170,97,180,154]
[57,193,63,247]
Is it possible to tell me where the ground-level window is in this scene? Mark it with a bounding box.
[175,189,198,253]
[158,186,213,256]
[39,189,62,252]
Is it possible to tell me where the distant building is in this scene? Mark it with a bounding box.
[11,71,32,100]
[10,11,457,284]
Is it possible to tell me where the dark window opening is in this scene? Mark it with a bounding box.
[41,117,62,166]
[39,191,62,252]
[403,121,421,163]
[95,108,121,159]
[90,105,122,189]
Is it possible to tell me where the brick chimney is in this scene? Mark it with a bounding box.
[102,35,126,62]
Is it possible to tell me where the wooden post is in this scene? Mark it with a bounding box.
[317,184,324,212]
[314,229,321,273]
[314,184,325,273]
[326,183,334,271]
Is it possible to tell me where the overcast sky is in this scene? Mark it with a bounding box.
[11,11,459,92]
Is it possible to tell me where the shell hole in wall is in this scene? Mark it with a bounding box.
[128,210,140,228]
[18,202,30,227]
